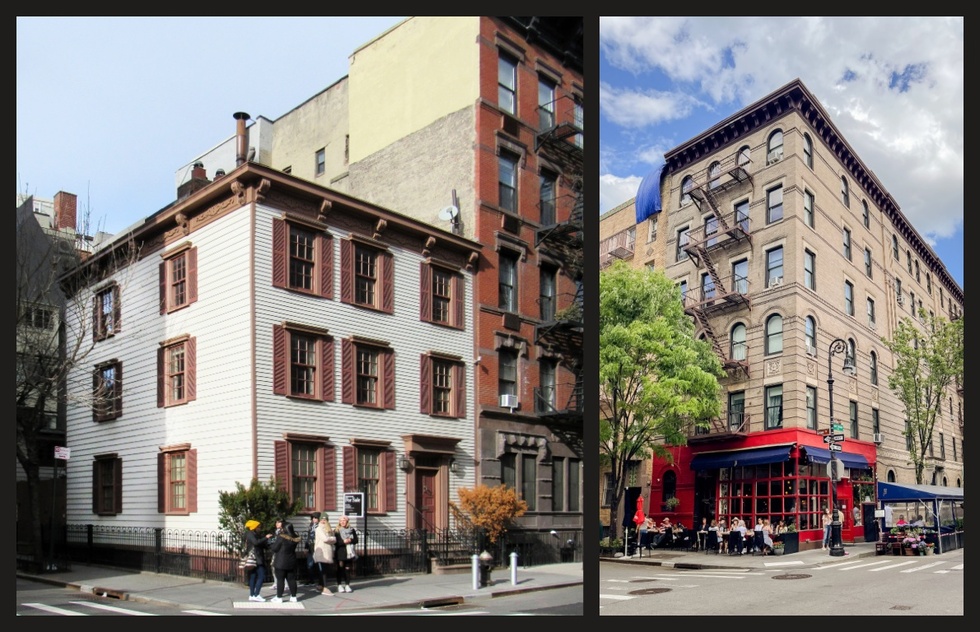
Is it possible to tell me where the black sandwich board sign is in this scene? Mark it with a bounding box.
[344,492,365,519]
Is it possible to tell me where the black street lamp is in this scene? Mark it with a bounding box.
[826,338,854,557]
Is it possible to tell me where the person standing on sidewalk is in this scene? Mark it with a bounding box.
[269,521,302,603]
[313,513,337,595]
[305,513,320,587]
[244,519,272,602]
[334,515,357,593]
[822,507,833,550]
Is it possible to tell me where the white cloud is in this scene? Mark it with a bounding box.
[599,173,642,215]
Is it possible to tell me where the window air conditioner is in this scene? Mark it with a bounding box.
[806,341,816,356]
[896,295,905,306]
[766,150,782,165]
[499,394,519,409]
[768,277,783,289]
[873,432,883,445]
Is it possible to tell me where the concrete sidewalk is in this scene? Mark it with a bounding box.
[601,540,880,571]
[18,560,583,613]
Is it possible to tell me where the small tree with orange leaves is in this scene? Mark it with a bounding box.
[454,484,528,543]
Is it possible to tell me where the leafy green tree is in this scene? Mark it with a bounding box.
[217,477,303,555]
[881,309,963,484]
[599,261,723,539]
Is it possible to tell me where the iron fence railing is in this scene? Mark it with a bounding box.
[19,523,583,582]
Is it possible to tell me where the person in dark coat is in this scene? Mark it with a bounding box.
[244,519,272,602]
[269,520,302,602]
[334,515,358,593]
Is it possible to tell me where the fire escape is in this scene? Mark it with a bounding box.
[681,150,755,442]
[534,93,583,456]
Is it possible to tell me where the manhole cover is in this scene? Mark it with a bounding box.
[629,588,672,595]
[772,573,811,580]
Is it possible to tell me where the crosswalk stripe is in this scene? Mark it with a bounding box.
[900,561,945,573]
[22,603,86,616]
[183,610,229,615]
[600,594,635,600]
[869,561,918,571]
[71,600,156,615]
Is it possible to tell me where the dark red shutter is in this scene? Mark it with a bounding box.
[340,239,352,304]
[157,347,166,407]
[322,445,337,511]
[187,449,198,513]
[186,337,197,402]
[419,261,431,322]
[158,453,166,513]
[159,262,167,314]
[273,325,287,395]
[92,296,99,342]
[318,234,333,299]
[420,354,431,414]
[320,337,335,401]
[454,362,466,418]
[187,248,198,306]
[272,218,287,289]
[341,339,353,404]
[381,251,394,313]
[113,287,121,333]
[113,458,123,514]
[274,440,289,492]
[453,274,465,329]
[343,445,356,493]
[383,348,395,409]
[92,370,100,421]
[384,450,397,512]
[92,462,99,513]
[115,362,123,417]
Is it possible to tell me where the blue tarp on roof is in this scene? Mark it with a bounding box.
[690,445,793,470]
[801,446,870,470]
[635,165,663,223]
[877,482,964,502]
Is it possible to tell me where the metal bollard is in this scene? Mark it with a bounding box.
[472,554,479,590]
[510,551,518,585]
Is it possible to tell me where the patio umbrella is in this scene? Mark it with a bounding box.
[633,495,645,527]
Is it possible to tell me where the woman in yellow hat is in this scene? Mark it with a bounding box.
[244,519,272,601]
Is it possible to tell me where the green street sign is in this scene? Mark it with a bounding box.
[832,424,844,432]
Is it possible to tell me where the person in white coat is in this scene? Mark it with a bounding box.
[313,514,337,595]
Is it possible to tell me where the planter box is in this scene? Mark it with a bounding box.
[780,532,799,554]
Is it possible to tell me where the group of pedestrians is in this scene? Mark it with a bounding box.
[243,512,359,603]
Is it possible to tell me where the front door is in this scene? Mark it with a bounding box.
[414,469,437,530]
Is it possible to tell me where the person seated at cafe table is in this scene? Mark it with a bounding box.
[911,515,926,527]
[896,514,908,526]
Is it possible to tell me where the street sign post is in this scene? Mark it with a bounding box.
[831,433,845,442]
[823,435,834,444]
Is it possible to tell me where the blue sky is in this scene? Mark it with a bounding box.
[17,16,405,234]
[599,17,963,291]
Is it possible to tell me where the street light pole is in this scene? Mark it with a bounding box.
[827,338,850,557]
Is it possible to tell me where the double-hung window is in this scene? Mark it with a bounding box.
[158,445,197,515]
[420,352,465,418]
[272,323,334,401]
[340,237,393,313]
[93,454,122,515]
[765,384,783,429]
[93,360,123,421]
[157,335,196,407]
[498,249,519,312]
[421,260,465,329]
[538,75,555,131]
[272,217,333,298]
[498,52,518,115]
[342,337,394,409]
[498,151,519,213]
[501,452,537,511]
[159,244,198,313]
[93,283,120,342]
[540,171,557,226]
[766,186,783,223]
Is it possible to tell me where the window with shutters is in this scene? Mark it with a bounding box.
[272,217,333,298]
[93,360,122,421]
[274,438,337,512]
[158,445,197,515]
[341,337,394,409]
[157,335,196,408]
[93,454,122,515]
[340,236,393,313]
[420,353,465,418]
[420,260,465,329]
[159,243,198,314]
[93,282,120,341]
[272,323,334,401]
[343,443,396,514]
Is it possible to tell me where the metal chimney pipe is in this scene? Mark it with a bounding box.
[234,112,250,167]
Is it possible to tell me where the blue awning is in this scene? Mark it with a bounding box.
[877,482,963,502]
[801,446,869,470]
[690,445,793,470]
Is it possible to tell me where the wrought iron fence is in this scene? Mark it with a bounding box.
[34,524,582,583]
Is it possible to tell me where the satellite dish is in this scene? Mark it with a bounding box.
[438,205,459,221]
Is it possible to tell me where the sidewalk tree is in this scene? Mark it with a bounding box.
[599,261,723,539]
[15,193,134,573]
[217,477,303,555]
[881,308,963,484]
[453,484,528,544]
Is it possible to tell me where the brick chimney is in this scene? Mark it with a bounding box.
[177,162,211,200]
[53,191,78,231]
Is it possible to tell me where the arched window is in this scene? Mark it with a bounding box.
[803,133,813,169]
[681,175,694,206]
[765,314,783,355]
[662,470,677,505]
[840,176,850,207]
[805,316,816,355]
[767,130,783,163]
[737,145,751,167]
[731,323,747,361]
[708,161,721,189]
[870,351,878,385]
[887,470,896,482]
[847,338,857,372]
